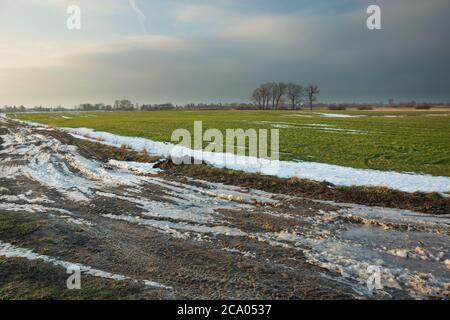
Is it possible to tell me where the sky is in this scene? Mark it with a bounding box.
[0,0,449,107]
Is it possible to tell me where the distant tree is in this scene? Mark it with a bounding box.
[305,84,320,111]
[260,83,273,109]
[271,82,287,109]
[251,87,264,109]
[285,83,303,110]
[94,103,105,110]
[114,99,134,111]
[252,83,273,110]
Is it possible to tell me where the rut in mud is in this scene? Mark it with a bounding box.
[0,118,449,299]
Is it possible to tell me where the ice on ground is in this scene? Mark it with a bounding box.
[63,127,450,195]
[256,201,450,299]
[0,125,152,202]
[1,117,449,299]
[103,213,247,238]
[108,159,161,175]
[313,113,365,118]
[0,202,94,226]
[0,194,55,204]
[0,241,171,289]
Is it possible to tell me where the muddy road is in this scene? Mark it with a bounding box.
[0,118,449,299]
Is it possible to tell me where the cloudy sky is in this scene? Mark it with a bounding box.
[1,0,449,107]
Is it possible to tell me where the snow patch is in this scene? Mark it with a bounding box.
[108,159,161,175]
[63,127,450,194]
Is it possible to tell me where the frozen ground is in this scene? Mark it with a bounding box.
[61,127,450,195]
[0,118,449,299]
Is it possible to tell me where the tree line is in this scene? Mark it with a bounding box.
[251,82,319,110]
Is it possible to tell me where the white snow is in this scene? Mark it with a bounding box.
[0,202,94,227]
[103,213,247,238]
[63,127,450,195]
[0,194,55,204]
[256,200,450,298]
[107,159,161,175]
[1,117,449,299]
[313,113,364,118]
[0,126,153,203]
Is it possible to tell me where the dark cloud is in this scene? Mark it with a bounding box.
[1,0,449,106]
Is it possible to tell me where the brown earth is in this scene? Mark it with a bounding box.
[0,119,447,300]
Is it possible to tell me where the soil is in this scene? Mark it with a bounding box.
[0,118,448,300]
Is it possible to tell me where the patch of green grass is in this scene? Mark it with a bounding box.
[0,216,41,237]
[0,258,142,300]
[10,110,450,176]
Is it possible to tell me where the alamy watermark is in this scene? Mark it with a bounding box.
[65,4,382,31]
[367,5,382,30]
[170,121,280,174]
[66,265,81,290]
[66,5,81,30]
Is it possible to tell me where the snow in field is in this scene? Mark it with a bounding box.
[254,198,450,298]
[108,159,162,175]
[314,113,364,118]
[1,118,449,298]
[283,113,405,118]
[0,196,94,227]
[63,127,450,194]
[253,121,370,134]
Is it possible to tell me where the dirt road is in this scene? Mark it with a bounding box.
[0,118,449,299]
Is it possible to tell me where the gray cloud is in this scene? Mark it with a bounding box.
[1,0,449,106]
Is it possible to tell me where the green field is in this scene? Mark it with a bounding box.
[10,110,450,176]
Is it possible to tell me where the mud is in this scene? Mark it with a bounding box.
[0,118,449,300]
[159,161,449,215]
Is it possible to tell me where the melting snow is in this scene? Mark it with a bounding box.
[108,159,161,175]
[62,127,450,195]
[313,113,365,118]
[1,117,449,299]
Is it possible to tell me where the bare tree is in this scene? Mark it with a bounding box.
[251,88,264,109]
[273,82,287,109]
[305,84,320,111]
[266,82,278,109]
[260,83,273,110]
[286,83,303,110]
[253,82,313,110]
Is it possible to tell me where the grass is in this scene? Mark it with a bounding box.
[10,110,450,176]
[0,213,144,300]
[0,257,143,300]
[0,215,41,237]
